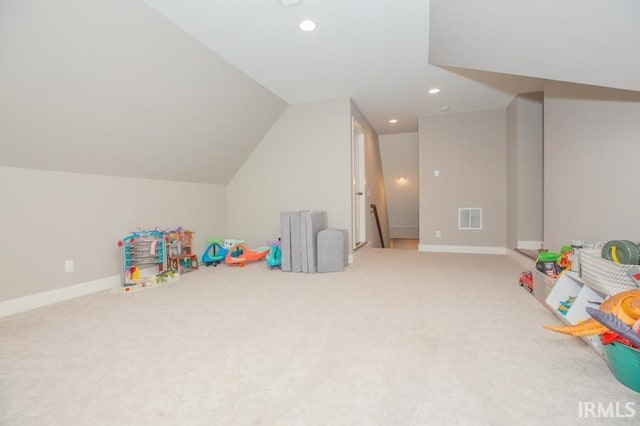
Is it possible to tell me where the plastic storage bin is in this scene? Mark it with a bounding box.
[603,342,640,393]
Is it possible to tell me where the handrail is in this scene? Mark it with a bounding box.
[369,203,385,248]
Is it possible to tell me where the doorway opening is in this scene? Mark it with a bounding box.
[378,132,420,250]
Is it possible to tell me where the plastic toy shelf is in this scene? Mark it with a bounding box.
[168,254,199,274]
[118,230,167,287]
[531,268,557,305]
[545,271,606,357]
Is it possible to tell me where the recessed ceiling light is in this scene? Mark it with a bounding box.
[280,0,302,7]
[428,88,441,94]
[299,19,317,32]
[388,119,398,124]
[441,106,450,112]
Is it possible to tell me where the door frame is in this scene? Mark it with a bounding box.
[351,118,367,250]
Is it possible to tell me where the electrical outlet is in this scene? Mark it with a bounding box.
[64,259,74,272]
[435,231,441,239]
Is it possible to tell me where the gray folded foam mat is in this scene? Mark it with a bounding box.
[317,229,348,273]
[304,211,328,273]
[300,212,309,273]
[280,212,292,272]
[290,211,302,272]
[280,210,331,273]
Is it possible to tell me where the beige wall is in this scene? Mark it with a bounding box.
[544,84,640,250]
[506,93,543,249]
[516,93,543,246]
[419,109,506,250]
[0,167,226,302]
[227,99,352,249]
[506,99,518,249]
[351,101,390,248]
[379,132,419,239]
[0,0,286,184]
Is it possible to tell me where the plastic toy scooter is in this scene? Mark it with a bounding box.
[224,243,269,267]
[201,239,227,266]
[265,239,282,269]
[201,238,244,266]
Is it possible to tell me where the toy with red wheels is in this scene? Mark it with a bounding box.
[224,243,269,267]
[519,270,534,294]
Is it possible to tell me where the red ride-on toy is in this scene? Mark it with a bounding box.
[519,270,534,294]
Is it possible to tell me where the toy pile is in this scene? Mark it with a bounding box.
[518,243,578,295]
[544,290,639,336]
[544,289,640,392]
[535,245,575,278]
[200,238,279,268]
[536,240,640,392]
[592,298,640,394]
[598,336,640,393]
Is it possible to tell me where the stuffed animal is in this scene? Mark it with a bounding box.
[544,289,640,336]
[585,307,640,347]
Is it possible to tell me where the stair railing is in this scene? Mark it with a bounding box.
[369,203,385,248]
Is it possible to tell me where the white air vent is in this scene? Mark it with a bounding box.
[459,208,482,230]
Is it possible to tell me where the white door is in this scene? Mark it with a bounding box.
[352,119,366,249]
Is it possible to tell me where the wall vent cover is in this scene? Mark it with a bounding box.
[459,208,482,230]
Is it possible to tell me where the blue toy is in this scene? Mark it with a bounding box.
[266,239,282,269]
[201,238,244,266]
[201,239,228,266]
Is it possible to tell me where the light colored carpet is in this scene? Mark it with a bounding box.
[1,248,639,425]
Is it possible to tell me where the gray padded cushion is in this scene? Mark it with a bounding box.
[300,212,309,273]
[281,210,329,273]
[317,229,348,273]
[303,211,328,273]
[290,211,302,272]
[280,212,292,272]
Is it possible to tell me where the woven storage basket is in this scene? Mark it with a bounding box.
[580,242,640,296]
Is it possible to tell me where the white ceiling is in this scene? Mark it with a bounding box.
[142,0,534,135]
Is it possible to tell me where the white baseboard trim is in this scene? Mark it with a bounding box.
[348,254,354,264]
[506,249,536,269]
[517,240,543,250]
[0,275,120,318]
[418,244,507,255]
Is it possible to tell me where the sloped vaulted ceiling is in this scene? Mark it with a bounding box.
[429,0,640,93]
[0,0,287,184]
